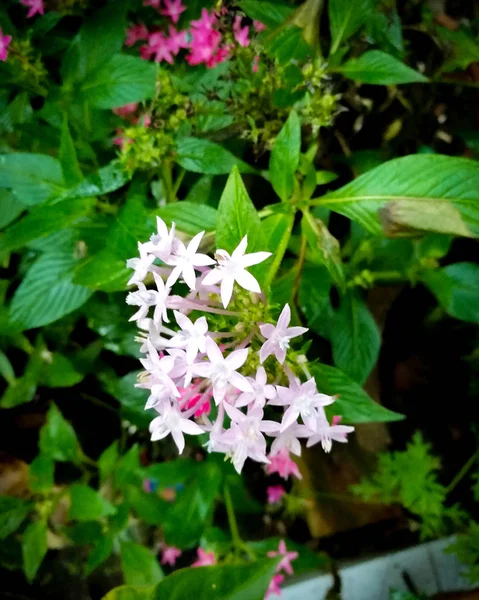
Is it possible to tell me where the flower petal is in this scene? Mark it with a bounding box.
[234,269,261,294]
[240,251,272,267]
[220,275,234,308]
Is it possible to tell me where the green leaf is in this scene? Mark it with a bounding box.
[61,0,129,84]
[99,441,120,484]
[10,251,93,330]
[267,24,312,63]
[329,0,374,54]
[302,211,345,290]
[0,197,93,254]
[269,111,301,202]
[0,350,15,385]
[311,364,404,423]
[86,535,115,575]
[124,486,169,527]
[22,519,47,583]
[0,190,24,230]
[103,586,155,600]
[40,352,84,388]
[299,265,332,338]
[156,202,217,235]
[337,50,428,84]
[239,1,293,28]
[113,445,144,489]
[80,55,157,109]
[164,462,222,549]
[216,167,263,254]
[317,155,479,237]
[59,117,83,187]
[69,484,115,522]
[261,212,294,289]
[102,371,150,429]
[0,497,32,540]
[0,154,66,206]
[330,290,380,384]
[29,455,54,494]
[421,263,479,324]
[64,161,130,200]
[120,542,164,587]
[39,403,81,463]
[154,559,279,600]
[175,138,254,175]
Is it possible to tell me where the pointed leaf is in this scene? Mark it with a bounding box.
[175,138,254,175]
[22,519,47,583]
[329,0,375,54]
[337,50,428,84]
[39,403,81,463]
[59,117,83,187]
[269,111,301,202]
[120,542,164,587]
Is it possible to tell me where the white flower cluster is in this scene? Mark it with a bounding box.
[126,217,354,474]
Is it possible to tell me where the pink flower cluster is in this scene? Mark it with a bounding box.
[265,540,298,597]
[20,0,44,18]
[0,28,11,62]
[127,1,259,68]
[126,218,354,475]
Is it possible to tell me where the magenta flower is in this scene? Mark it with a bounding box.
[20,0,44,18]
[125,24,149,47]
[233,16,250,48]
[165,26,189,55]
[267,485,286,504]
[253,20,267,32]
[267,448,302,480]
[191,8,217,31]
[259,304,308,364]
[202,236,271,308]
[161,545,182,566]
[267,540,298,576]
[265,573,284,598]
[113,103,138,118]
[192,547,216,567]
[160,0,186,24]
[269,376,335,431]
[0,29,12,62]
[141,32,174,63]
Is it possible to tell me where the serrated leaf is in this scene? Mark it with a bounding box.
[156,202,217,235]
[120,542,164,587]
[338,50,428,84]
[63,161,130,200]
[22,519,47,583]
[239,1,293,28]
[39,403,81,463]
[175,137,254,175]
[269,111,301,202]
[0,154,66,206]
[421,263,479,324]
[329,0,374,54]
[0,190,24,230]
[311,364,404,423]
[80,55,157,109]
[10,251,93,329]
[316,155,479,237]
[330,290,380,384]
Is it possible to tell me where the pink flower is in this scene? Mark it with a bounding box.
[253,20,267,33]
[306,414,354,453]
[236,366,276,409]
[160,0,186,24]
[113,128,133,148]
[267,485,286,504]
[252,55,259,73]
[20,0,44,18]
[186,394,211,417]
[332,415,342,426]
[165,26,189,55]
[0,29,12,62]
[267,540,298,576]
[161,545,182,566]
[191,8,217,32]
[149,402,204,454]
[267,448,302,480]
[142,31,174,64]
[233,16,250,48]
[192,547,216,567]
[113,103,138,118]
[265,574,284,598]
[259,304,308,365]
[125,24,149,47]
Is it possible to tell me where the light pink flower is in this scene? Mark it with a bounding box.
[167,311,208,363]
[202,236,271,308]
[267,540,298,576]
[144,216,178,262]
[166,231,215,290]
[220,404,277,473]
[113,103,138,118]
[236,366,276,408]
[126,242,155,286]
[193,337,252,404]
[265,573,284,598]
[306,414,354,453]
[165,26,189,55]
[267,485,286,504]
[267,448,302,480]
[126,280,168,323]
[259,304,308,364]
[160,0,186,24]
[233,16,250,47]
[270,376,335,432]
[125,24,149,47]
[21,0,44,18]
[253,20,267,32]
[192,547,216,567]
[149,402,204,453]
[140,340,179,399]
[161,545,182,566]
[0,29,12,62]
[270,423,311,457]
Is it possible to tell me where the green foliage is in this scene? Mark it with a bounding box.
[39,403,81,464]
[329,0,374,54]
[0,497,32,539]
[269,110,301,202]
[446,523,479,584]
[120,542,164,586]
[22,519,48,582]
[337,50,428,85]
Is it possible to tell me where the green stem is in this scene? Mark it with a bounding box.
[263,213,295,290]
[172,167,186,198]
[446,452,477,494]
[292,230,308,305]
[370,270,405,283]
[224,484,255,560]
[161,161,175,203]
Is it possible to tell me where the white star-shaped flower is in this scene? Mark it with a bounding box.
[140,340,180,399]
[143,216,178,261]
[126,242,155,285]
[166,311,208,363]
[235,366,276,408]
[165,231,215,290]
[201,236,271,308]
[259,304,308,364]
[149,402,204,453]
